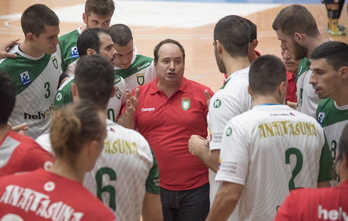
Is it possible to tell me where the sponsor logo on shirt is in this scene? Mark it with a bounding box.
[24,104,54,120]
[318,205,348,220]
[0,185,84,220]
[213,99,221,108]
[318,112,325,126]
[20,71,31,85]
[226,127,232,136]
[141,107,155,112]
[258,121,317,138]
[56,92,62,101]
[71,46,79,58]
[104,139,139,155]
[290,112,296,116]
[137,62,150,71]
[181,98,190,111]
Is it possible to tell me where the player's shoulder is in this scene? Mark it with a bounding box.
[134,54,153,63]
[59,29,80,42]
[317,98,333,110]
[57,76,74,91]
[107,121,148,141]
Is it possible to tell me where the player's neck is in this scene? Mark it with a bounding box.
[48,161,85,183]
[333,89,348,107]
[225,56,250,77]
[19,41,45,58]
[253,96,281,106]
[305,35,326,58]
[0,125,9,143]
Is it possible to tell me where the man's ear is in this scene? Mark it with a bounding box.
[340,66,348,80]
[293,32,303,44]
[215,40,224,56]
[248,85,254,97]
[71,83,79,101]
[86,48,96,55]
[26,32,35,43]
[250,39,258,50]
[82,13,87,25]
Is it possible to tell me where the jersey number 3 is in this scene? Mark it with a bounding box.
[96,167,117,211]
[285,147,303,190]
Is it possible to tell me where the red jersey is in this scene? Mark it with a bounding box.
[133,77,214,191]
[275,181,348,221]
[286,71,297,103]
[0,168,116,221]
[0,131,53,177]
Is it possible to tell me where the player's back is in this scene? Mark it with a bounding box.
[83,120,158,220]
[225,104,329,220]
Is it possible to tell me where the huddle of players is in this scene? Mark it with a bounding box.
[0,1,348,221]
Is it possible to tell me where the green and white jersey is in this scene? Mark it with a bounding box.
[0,44,62,139]
[296,58,320,118]
[316,98,348,185]
[83,120,160,220]
[54,64,126,121]
[59,26,82,76]
[216,105,332,221]
[207,67,253,208]
[115,53,156,92]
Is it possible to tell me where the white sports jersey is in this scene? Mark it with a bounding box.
[115,53,156,92]
[83,120,159,221]
[216,104,332,221]
[207,67,253,220]
[35,120,160,220]
[0,45,62,139]
[297,69,320,118]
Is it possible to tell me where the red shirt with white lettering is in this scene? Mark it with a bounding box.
[133,77,214,191]
[0,131,54,177]
[275,181,348,221]
[0,168,116,220]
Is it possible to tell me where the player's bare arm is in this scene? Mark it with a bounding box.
[142,192,163,221]
[7,122,29,134]
[188,135,220,172]
[0,39,19,59]
[117,88,139,129]
[206,181,244,221]
[286,101,297,110]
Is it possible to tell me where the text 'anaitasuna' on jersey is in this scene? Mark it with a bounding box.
[104,139,139,155]
[259,121,317,138]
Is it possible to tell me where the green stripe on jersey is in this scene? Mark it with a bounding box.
[297,57,310,80]
[59,29,80,72]
[0,54,56,95]
[116,54,153,79]
[54,78,74,108]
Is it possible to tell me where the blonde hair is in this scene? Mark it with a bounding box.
[50,100,104,164]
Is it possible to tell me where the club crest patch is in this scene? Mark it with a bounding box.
[20,71,31,85]
[181,98,190,111]
[71,47,79,58]
[51,56,58,69]
[114,86,121,99]
[136,73,145,85]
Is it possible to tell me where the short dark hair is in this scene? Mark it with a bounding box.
[272,4,320,37]
[311,41,348,71]
[21,4,59,37]
[245,18,257,42]
[108,24,133,46]
[153,39,185,63]
[214,15,250,58]
[85,0,115,17]
[74,54,115,109]
[337,124,348,166]
[0,70,16,124]
[77,28,109,56]
[249,54,286,96]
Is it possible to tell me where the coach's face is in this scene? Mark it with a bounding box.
[276,30,306,61]
[154,43,185,85]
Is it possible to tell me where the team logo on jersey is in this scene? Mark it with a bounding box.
[114,86,121,99]
[181,98,191,111]
[213,99,221,108]
[136,73,145,85]
[51,56,58,69]
[71,46,79,58]
[318,112,325,125]
[226,127,232,136]
[56,92,62,101]
[20,71,31,85]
